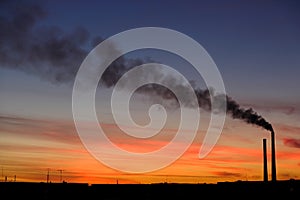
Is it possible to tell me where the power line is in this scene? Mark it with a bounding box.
[57,169,64,183]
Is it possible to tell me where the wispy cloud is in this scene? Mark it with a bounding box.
[0,115,80,145]
[276,124,300,136]
[212,171,242,178]
[283,138,300,148]
[1,114,300,183]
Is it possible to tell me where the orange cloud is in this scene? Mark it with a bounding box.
[1,114,299,184]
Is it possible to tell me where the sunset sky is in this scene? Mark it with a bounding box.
[0,0,300,184]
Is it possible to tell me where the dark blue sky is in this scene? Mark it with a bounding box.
[27,0,300,100]
[1,0,300,119]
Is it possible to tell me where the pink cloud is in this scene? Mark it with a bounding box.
[283,138,300,148]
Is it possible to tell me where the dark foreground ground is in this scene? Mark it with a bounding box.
[1,180,299,199]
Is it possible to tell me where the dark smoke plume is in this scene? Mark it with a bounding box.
[0,3,87,83]
[0,2,153,87]
[151,85,273,132]
[225,96,273,132]
[0,2,273,132]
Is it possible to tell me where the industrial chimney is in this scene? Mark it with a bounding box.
[271,130,277,182]
[263,138,268,182]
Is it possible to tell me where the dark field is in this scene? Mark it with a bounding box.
[1,180,299,199]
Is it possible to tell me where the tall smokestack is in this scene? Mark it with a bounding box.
[271,130,277,182]
[263,138,268,182]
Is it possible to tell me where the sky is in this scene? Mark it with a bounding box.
[0,0,300,184]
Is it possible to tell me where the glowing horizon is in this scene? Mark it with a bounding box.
[1,110,299,184]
